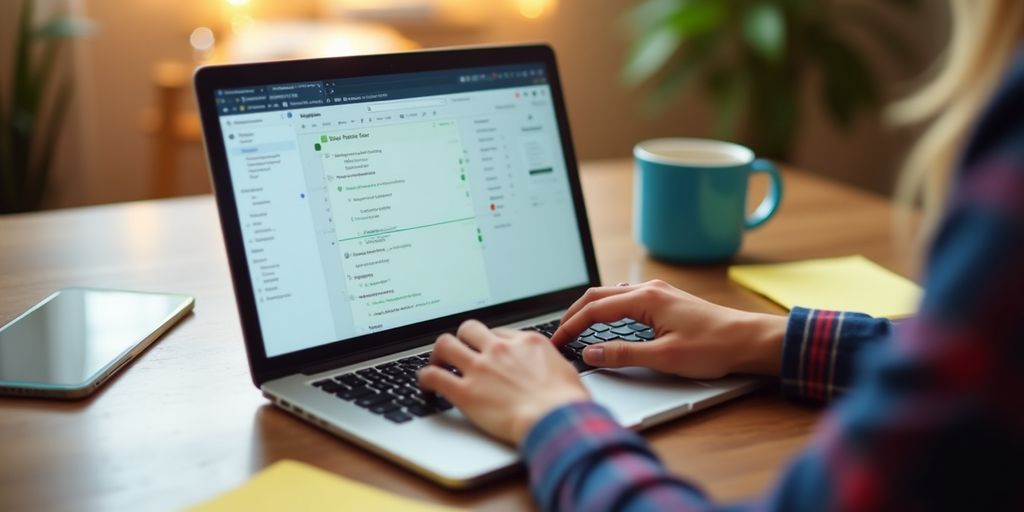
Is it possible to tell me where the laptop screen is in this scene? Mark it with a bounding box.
[213,63,589,357]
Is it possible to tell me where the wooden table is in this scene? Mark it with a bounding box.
[0,160,912,511]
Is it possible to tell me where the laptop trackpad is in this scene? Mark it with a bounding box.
[582,367,734,428]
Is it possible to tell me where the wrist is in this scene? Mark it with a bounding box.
[729,312,786,376]
[512,392,589,444]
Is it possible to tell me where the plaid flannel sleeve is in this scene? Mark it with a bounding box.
[520,47,1024,512]
[521,401,711,512]
[780,307,892,405]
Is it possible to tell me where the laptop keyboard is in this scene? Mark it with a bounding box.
[310,318,654,424]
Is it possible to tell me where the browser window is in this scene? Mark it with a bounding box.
[215,64,588,357]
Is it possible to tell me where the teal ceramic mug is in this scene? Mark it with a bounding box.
[633,138,782,262]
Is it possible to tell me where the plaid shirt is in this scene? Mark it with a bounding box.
[522,50,1024,511]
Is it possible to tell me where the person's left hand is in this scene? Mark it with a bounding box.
[417,319,590,445]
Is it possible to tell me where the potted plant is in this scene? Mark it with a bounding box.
[0,0,93,214]
[622,0,920,160]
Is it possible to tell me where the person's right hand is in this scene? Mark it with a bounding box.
[549,280,787,379]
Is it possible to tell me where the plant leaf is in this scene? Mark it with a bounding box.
[623,0,686,34]
[622,0,725,86]
[31,16,96,40]
[665,0,726,36]
[29,39,59,104]
[642,47,706,116]
[709,69,751,140]
[622,26,684,86]
[813,31,880,128]
[835,2,918,68]
[10,0,35,202]
[0,84,12,211]
[886,0,921,10]
[742,2,786,63]
[27,79,73,209]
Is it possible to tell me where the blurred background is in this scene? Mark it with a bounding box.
[0,0,950,213]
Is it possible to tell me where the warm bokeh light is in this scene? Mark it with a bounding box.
[189,27,215,51]
[517,0,553,19]
[225,0,250,6]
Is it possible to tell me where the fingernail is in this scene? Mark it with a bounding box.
[583,346,604,364]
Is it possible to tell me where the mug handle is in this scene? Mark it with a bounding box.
[745,159,783,230]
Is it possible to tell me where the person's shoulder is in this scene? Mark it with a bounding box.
[960,45,1024,168]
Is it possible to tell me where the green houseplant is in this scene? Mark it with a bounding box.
[0,0,93,214]
[623,0,920,159]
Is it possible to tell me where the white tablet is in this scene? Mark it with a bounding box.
[0,288,194,399]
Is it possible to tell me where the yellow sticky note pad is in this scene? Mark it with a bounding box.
[189,460,461,512]
[728,255,922,319]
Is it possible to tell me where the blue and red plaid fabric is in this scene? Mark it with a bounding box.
[521,49,1024,511]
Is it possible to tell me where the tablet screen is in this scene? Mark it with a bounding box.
[0,288,191,388]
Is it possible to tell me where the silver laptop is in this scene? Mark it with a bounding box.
[195,44,758,488]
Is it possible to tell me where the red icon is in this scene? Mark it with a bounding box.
[490,203,496,211]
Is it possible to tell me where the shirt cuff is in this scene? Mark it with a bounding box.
[520,401,652,509]
[781,307,892,404]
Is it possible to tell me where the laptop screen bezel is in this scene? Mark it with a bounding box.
[194,45,600,386]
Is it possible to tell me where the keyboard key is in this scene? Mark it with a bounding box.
[579,328,595,337]
[610,326,634,336]
[589,323,611,332]
[385,411,413,423]
[395,397,423,407]
[423,395,453,411]
[627,323,648,332]
[336,386,375,401]
[595,331,618,341]
[355,393,390,408]
[370,381,397,391]
[571,359,593,373]
[391,386,418,397]
[636,329,655,340]
[406,404,436,417]
[399,356,420,364]
[580,335,604,345]
[567,341,587,350]
[370,402,401,415]
[375,362,397,370]
[620,334,641,342]
[313,379,334,388]
[356,368,380,377]
[337,374,365,387]
[417,353,432,360]
[387,374,414,385]
[320,381,344,393]
[558,347,577,360]
[609,320,628,328]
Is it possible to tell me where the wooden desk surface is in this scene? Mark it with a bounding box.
[0,159,911,511]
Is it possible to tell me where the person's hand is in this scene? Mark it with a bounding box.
[417,320,590,445]
[550,280,787,379]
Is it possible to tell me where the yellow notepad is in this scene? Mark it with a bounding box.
[189,460,460,512]
[728,255,922,319]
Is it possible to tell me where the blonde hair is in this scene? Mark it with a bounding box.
[888,0,1024,244]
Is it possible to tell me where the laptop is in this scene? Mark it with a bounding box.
[194,44,758,488]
